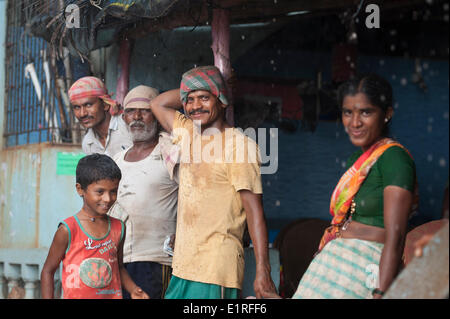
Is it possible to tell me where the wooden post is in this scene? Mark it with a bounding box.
[116,37,132,108]
[211,8,234,126]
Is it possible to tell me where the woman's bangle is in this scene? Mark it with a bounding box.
[372,288,385,296]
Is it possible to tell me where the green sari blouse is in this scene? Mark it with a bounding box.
[346,146,416,228]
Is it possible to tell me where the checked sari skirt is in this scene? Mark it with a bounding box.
[293,238,384,299]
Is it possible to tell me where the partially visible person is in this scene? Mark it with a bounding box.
[148,66,277,299]
[109,85,179,299]
[40,154,149,299]
[293,73,418,299]
[69,76,132,157]
[442,180,449,219]
[404,181,449,261]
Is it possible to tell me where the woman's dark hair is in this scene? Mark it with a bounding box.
[76,153,122,190]
[337,73,394,136]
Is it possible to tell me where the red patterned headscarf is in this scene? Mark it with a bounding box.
[68,76,121,115]
[180,66,229,106]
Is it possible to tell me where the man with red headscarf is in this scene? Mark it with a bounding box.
[69,76,132,157]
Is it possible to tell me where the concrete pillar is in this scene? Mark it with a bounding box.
[0,262,5,299]
[211,8,234,126]
[22,264,39,299]
[5,263,21,297]
[115,37,133,108]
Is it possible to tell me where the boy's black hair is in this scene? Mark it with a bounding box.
[76,153,122,190]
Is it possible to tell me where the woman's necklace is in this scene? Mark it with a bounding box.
[342,199,356,231]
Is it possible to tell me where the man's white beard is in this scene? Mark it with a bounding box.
[128,120,158,142]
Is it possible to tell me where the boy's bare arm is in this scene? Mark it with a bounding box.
[41,225,69,299]
[117,226,149,299]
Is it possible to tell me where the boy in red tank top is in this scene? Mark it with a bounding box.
[41,154,149,299]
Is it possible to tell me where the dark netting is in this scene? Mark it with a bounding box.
[100,0,180,19]
[23,0,182,58]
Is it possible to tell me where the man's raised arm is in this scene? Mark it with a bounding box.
[150,89,182,133]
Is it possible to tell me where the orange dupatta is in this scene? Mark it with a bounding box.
[318,138,411,252]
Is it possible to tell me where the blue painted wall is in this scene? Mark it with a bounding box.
[233,50,449,230]
[0,144,83,249]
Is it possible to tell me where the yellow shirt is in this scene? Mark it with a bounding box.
[171,112,262,289]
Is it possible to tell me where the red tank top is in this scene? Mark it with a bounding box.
[61,215,124,299]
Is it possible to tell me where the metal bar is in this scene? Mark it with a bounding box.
[10,3,16,142]
[4,2,12,141]
[26,34,31,144]
[14,2,20,146]
[22,27,31,144]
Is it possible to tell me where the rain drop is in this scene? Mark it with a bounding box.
[439,158,447,167]
[275,200,281,207]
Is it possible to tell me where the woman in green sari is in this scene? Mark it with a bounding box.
[293,74,418,299]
